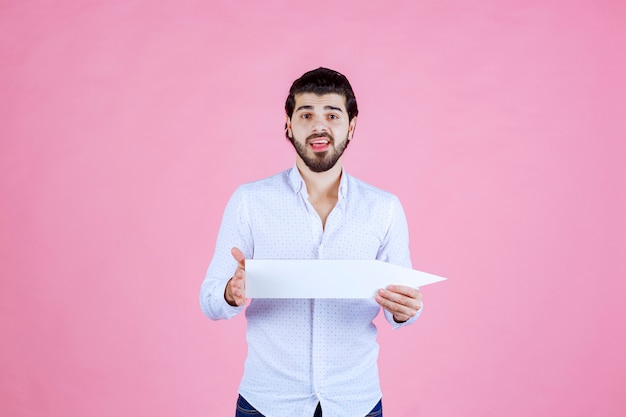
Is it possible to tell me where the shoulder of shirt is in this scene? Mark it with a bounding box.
[233,168,293,195]
[344,172,401,203]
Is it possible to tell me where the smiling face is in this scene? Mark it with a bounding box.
[286,92,357,173]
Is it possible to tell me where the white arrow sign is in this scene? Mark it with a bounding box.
[245,259,446,299]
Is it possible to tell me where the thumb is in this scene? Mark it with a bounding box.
[231,247,246,269]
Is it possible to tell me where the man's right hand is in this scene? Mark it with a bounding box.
[224,247,247,306]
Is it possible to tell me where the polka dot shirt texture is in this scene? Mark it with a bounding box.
[200,166,420,417]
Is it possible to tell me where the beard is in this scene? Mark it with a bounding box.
[289,132,350,173]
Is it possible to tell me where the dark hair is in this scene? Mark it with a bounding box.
[285,67,359,122]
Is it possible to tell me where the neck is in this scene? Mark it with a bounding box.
[296,157,343,199]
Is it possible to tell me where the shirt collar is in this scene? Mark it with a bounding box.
[287,164,349,199]
[288,164,305,194]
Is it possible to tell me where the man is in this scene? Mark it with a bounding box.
[200,67,423,417]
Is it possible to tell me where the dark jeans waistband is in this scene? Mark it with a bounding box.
[235,394,383,417]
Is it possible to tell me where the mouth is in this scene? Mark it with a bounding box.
[308,136,332,152]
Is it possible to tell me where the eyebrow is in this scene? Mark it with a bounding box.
[295,105,344,113]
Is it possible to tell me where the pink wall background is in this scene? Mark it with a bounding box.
[1,1,624,416]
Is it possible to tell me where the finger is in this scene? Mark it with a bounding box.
[225,279,239,306]
[231,247,246,269]
[233,269,246,294]
[385,301,414,322]
[386,285,420,299]
[227,275,247,306]
[225,265,248,306]
[376,289,421,316]
[381,288,422,308]
[386,286,422,308]
[375,298,411,322]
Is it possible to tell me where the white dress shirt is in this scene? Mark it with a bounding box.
[200,166,419,417]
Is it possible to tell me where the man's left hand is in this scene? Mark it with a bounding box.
[375,285,423,323]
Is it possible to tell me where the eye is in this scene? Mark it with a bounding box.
[328,114,339,120]
[300,113,311,119]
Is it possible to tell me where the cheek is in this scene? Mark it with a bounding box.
[294,124,312,138]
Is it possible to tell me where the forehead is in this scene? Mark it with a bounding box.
[293,93,347,112]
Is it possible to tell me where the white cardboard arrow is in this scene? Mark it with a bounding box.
[245,259,446,299]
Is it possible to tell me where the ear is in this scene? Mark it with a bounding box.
[285,115,293,139]
[348,116,357,140]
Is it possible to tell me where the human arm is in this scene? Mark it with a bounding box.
[375,196,423,327]
[199,187,253,320]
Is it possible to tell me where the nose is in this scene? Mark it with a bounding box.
[311,114,328,133]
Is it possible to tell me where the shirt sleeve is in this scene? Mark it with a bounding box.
[199,186,253,320]
[376,196,422,329]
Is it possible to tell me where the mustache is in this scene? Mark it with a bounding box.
[306,132,333,142]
